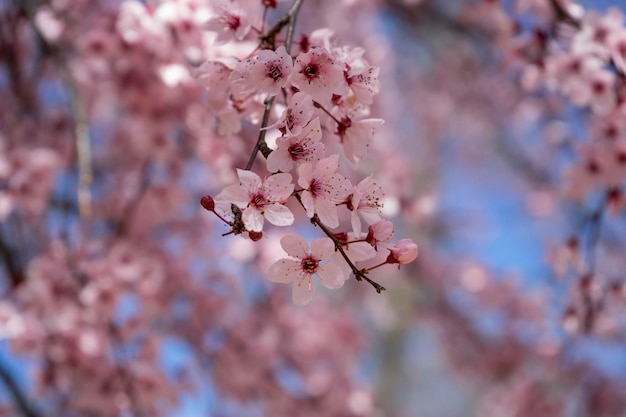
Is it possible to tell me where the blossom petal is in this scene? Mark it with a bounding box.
[346,241,377,262]
[214,184,249,207]
[313,154,339,180]
[280,234,309,259]
[242,207,264,232]
[236,169,261,193]
[297,162,313,189]
[315,198,339,228]
[311,237,335,261]
[266,148,293,173]
[316,263,345,289]
[264,204,294,226]
[264,172,294,201]
[292,274,316,306]
[268,258,302,283]
[300,191,315,218]
[351,211,363,236]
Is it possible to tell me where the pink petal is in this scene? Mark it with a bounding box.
[310,237,335,261]
[236,169,261,193]
[268,258,302,283]
[242,207,264,232]
[324,174,353,202]
[280,234,309,259]
[316,263,345,289]
[358,206,381,225]
[351,211,363,236]
[315,198,339,228]
[266,148,293,173]
[297,162,313,189]
[264,204,294,226]
[264,172,294,201]
[292,274,316,306]
[346,241,377,262]
[313,154,339,180]
[214,185,249,207]
[300,191,315,218]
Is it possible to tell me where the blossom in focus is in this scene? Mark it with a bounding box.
[230,46,293,96]
[266,117,325,173]
[267,91,315,136]
[268,235,345,306]
[349,176,385,235]
[214,169,294,232]
[298,155,352,228]
[291,47,347,104]
[366,219,395,250]
[386,238,418,265]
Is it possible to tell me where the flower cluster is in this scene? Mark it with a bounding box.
[198,0,416,305]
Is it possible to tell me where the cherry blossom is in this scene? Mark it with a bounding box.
[386,239,418,265]
[349,176,385,235]
[215,169,294,232]
[267,91,315,136]
[297,155,352,228]
[291,47,348,104]
[204,0,251,42]
[336,117,384,165]
[366,220,395,250]
[266,117,325,173]
[268,235,345,306]
[229,46,293,96]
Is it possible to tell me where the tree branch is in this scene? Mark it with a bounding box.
[0,357,43,417]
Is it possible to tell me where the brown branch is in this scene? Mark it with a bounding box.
[293,194,386,293]
[0,357,43,417]
[244,0,305,170]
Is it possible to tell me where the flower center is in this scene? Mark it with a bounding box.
[288,143,305,160]
[302,64,320,81]
[250,193,268,209]
[224,13,241,31]
[266,62,283,82]
[309,179,323,197]
[301,256,319,274]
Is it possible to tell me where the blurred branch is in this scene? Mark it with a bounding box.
[22,2,93,219]
[61,67,93,219]
[0,357,43,417]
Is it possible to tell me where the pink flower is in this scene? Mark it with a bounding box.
[347,65,380,105]
[267,91,315,136]
[229,46,293,96]
[214,169,294,232]
[204,0,250,42]
[268,235,345,306]
[337,117,384,165]
[266,117,325,173]
[298,155,352,228]
[386,239,418,265]
[291,47,347,104]
[194,60,232,112]
[349,176,384,235]
[366,220,395,250]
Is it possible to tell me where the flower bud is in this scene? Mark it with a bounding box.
[201,195,215,211]
[249,231,263,241]
[386,238,418,264]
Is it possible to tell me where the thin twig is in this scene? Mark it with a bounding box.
[0,357,43,417]
[245,0,305,170]
[293,194,386,293]
[61,66,93,219]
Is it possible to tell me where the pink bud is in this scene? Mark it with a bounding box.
[201,195,215,211]
[386,239,418,264]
